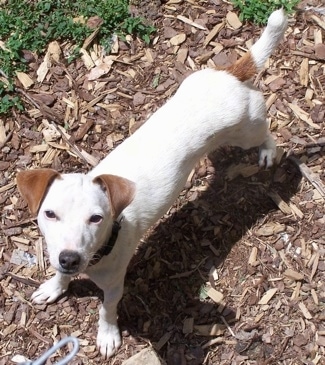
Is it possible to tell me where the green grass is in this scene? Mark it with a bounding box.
[231,0,299,24]
[0,0,155,115]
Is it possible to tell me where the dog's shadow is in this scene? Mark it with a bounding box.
[69,148,301,363]
[121,148,301,362]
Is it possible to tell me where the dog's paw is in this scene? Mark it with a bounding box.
[259,136,276,168]
[97,324,122,358]
[31,276,69,304]
[259,147,276,168]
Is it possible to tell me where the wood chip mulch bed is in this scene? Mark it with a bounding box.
[1,0,325,364]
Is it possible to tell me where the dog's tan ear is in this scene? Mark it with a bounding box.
[16,169,61,215]
[94,174,136,218]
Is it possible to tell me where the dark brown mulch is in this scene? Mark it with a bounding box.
[1,0,325,364]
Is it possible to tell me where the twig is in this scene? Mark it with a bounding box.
[16,87,64,125]
[1,63,64,125]
[49,122,90,165]
[6,272,40,288]
[288,156,325,198]
[0,217,37,230]
[0,130,13,149]
[291,50,325,63]
[0,69,9,82]
[220,316,236,337]
[169,256,207,279]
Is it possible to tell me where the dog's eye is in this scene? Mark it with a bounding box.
[44,210,56,220]
[89,214,103,224]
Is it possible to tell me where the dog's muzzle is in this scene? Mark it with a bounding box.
[59,250,81,274]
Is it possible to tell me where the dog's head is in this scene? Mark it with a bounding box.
[16,169,135,275]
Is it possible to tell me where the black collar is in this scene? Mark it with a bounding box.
[88,219,122,267]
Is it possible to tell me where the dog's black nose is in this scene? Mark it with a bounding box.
[59,250,81,272]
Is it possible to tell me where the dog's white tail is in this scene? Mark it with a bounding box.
[226,9,287,81]
[250,9,288,69]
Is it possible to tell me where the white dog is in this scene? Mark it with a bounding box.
[17,10,287,358]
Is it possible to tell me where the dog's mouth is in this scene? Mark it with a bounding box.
[58,267,80,276]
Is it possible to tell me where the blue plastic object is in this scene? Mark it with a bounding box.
[19,336,79,365]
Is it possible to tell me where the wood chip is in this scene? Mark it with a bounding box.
[37,51,50,83]
[226,163,259,180]
[170,33,186,46]
[265,93,277,110]
[289,156,325,198]
[202,337,225,349]
[183,317,194,334]
[258,288,278,305]
[0,181,15,193]
[154,331,172,351]
[177,15,206,30]
[267,191,292,215]
[311,288,319,305]
[248,246,258,265]
[11,236,30,245]
[80,48,95,69]
[310,252,320,281]
[226,11,242,29]
[3,323,16,337]
[207,287,224,304]
[204,21,225,47]
[284,268,304,281]
[82,27,101,49]
[176,47,188,64]
[40,147,58,166]
[48,40,61,62]
[194,323,225,336]
[0,120,6,144]
[88,56,115,81]
[289,202,304,219]
[298,302,312,319]
[311,14,325,31]
[299,58,309,86]
[255,222,286,237]
[288,103,321,129]
[15,72,34,89]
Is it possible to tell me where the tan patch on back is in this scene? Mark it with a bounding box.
[225,52,257,82]
[213,52,257,82]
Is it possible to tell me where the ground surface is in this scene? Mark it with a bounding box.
[1,0,325,364]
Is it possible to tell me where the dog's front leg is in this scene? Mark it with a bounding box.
[96,280,124,358]
[31,271,71,304]
[259,133,277,168]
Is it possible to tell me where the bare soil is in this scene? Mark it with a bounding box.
[1,1,325,364]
